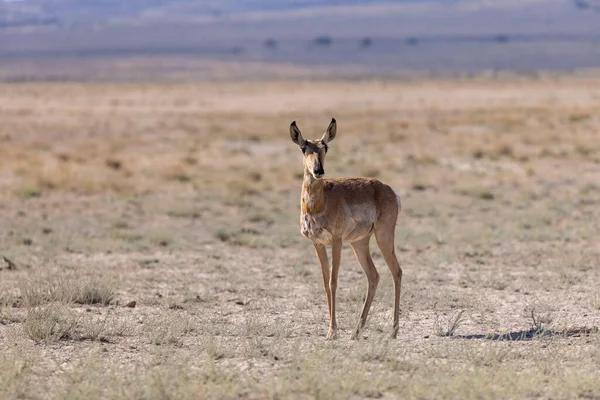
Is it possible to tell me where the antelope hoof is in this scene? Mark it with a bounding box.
[350,328,361,340]
[390,327,399,339]
[326,329,337,341]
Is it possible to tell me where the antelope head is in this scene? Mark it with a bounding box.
[290,118,337,180]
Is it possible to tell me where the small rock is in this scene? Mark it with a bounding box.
[125,301,136,308]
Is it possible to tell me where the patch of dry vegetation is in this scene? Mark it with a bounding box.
[19,273,115,307]
[1,75,600,398]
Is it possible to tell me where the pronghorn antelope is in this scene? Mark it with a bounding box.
[290,118,403,340]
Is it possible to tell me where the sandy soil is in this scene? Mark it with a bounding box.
[1,76,600,399]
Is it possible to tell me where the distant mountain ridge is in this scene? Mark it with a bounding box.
[1,0,430,27]
[2,0,600,76]
[2,0,599,30]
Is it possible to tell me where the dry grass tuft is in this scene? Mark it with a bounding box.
[494,143,515,158]
[19,274,115,307]
[23,305,78,343]
[23,305,128,343]
[147,313,195,346]
[78,313,130,342]
[15,184,42,199]
[525,304,554,332]
[72,280,115,306]
[214,227,268,248]
[435,310,467,337]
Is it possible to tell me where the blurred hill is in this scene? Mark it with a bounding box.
[1,0,600,77]
[2,1,429,26]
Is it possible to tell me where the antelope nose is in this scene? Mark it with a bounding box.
[314,166,324,176]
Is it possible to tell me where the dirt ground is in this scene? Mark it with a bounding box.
[1,75,600,399]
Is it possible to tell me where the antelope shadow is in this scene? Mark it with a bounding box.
[455,327,599,341]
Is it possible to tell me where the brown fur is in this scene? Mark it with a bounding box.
[290,119,403,340]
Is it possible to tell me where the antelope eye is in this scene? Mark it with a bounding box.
[301,146,306,154]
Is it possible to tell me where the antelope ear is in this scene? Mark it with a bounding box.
[321,118,337,143]
[290,121,305,146]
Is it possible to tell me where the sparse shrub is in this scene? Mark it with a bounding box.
[248,171,262,182]
[24,305,78,343]
[182,155,197,165]
[313,35,332,46]
[24,304,126,343]
[360,37,373,48]
[215,229,233,243]
[105,158,122,170]
[111,229,144,243]
[407,154,437,164]
[0,308,23,325]
[525,304,554,332]
[406,36,419,46]
[459,188,495,200]
[72,279,115,306]
[575,144,594,157]
[147,313,194,346]
[494,34,510,43]
[20,275,71,306]
[113,220,130,229]
[248,212,275,225]
[434,310,466,337]
[157,238,171,247]
[16,185,41,199]
[215,227,266,248]
[569,113,590,122]
[79,313,129,342]
[162,165,192,182]
[478,190,495,200]
[205,335,226,361]
[472,149,485,159]
[227,178,260,197]
[494,143,514,158]
[264,38,277,49]
[19,274,115,307]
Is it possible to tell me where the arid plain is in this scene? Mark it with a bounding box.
[1,74,600,399]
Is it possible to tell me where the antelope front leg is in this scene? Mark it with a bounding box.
[327,238,342,340]
[313,243,332,336]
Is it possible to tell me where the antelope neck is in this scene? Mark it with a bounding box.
[301,171,325,214]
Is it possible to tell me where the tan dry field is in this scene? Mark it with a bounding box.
[1,75,600,399]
